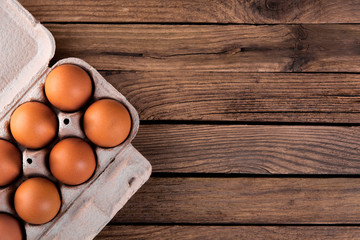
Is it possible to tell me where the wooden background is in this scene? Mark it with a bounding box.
[20,0,360,239]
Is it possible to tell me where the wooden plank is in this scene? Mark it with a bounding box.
[112,177,360,224]
[133,124,360,174]
[20,0,360,24]
[95,225,360,240]
[102,71,360,123]
[46,24,360,72]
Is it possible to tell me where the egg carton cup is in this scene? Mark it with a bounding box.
[0,1,152,239]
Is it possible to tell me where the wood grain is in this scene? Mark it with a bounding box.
[21,0,360,24]
[96,225,360,240]
[102,71,360,122]
[133,124,360,174]
[18,0,360,238]
[46,24,360,72]
[112,177,360,224]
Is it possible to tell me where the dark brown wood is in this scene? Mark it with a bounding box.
[112,177,360,224]
[95,225,360,240]
[46,24,360,72]
[15,1,360,239]
[101,71,360,122]
[21,0,360,24]
[133,124,360,174]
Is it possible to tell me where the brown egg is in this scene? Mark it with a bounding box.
[14,177,61,225]
[0,213,23,240]
[83,99,131,147]
[49,138,96,185]
[0,140,21,186]
[10,102,58,149]
[45,64,93,112]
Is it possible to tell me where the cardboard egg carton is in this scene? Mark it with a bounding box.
[0,0,152,239]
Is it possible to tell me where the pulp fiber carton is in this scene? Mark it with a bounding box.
[0,0,152,239]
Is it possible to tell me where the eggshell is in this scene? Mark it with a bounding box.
[14,177,61,225]
[10,102,58,149]
[49,138,96,185]
[0,139,22,186]
[0,213,23,240]
[45,64,93,112]
[83,99,131,148]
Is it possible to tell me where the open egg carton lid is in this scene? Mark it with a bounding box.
[0,0,152,239]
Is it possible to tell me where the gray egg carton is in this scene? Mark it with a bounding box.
[0,1,152,239]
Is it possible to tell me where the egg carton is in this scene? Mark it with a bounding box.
[0,1,152,239]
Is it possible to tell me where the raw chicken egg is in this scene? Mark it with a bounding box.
[14,177,61,225]
[45,64,93,112]
[49,138,96,185]
[10,102,58,149]
[0,213,23,240]
[0,139,21,186]
[83,99,131,147]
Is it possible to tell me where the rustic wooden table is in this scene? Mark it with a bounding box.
[19,0,360,239]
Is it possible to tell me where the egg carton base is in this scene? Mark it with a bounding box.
[1,1,151,239]
[29,144,151,240]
